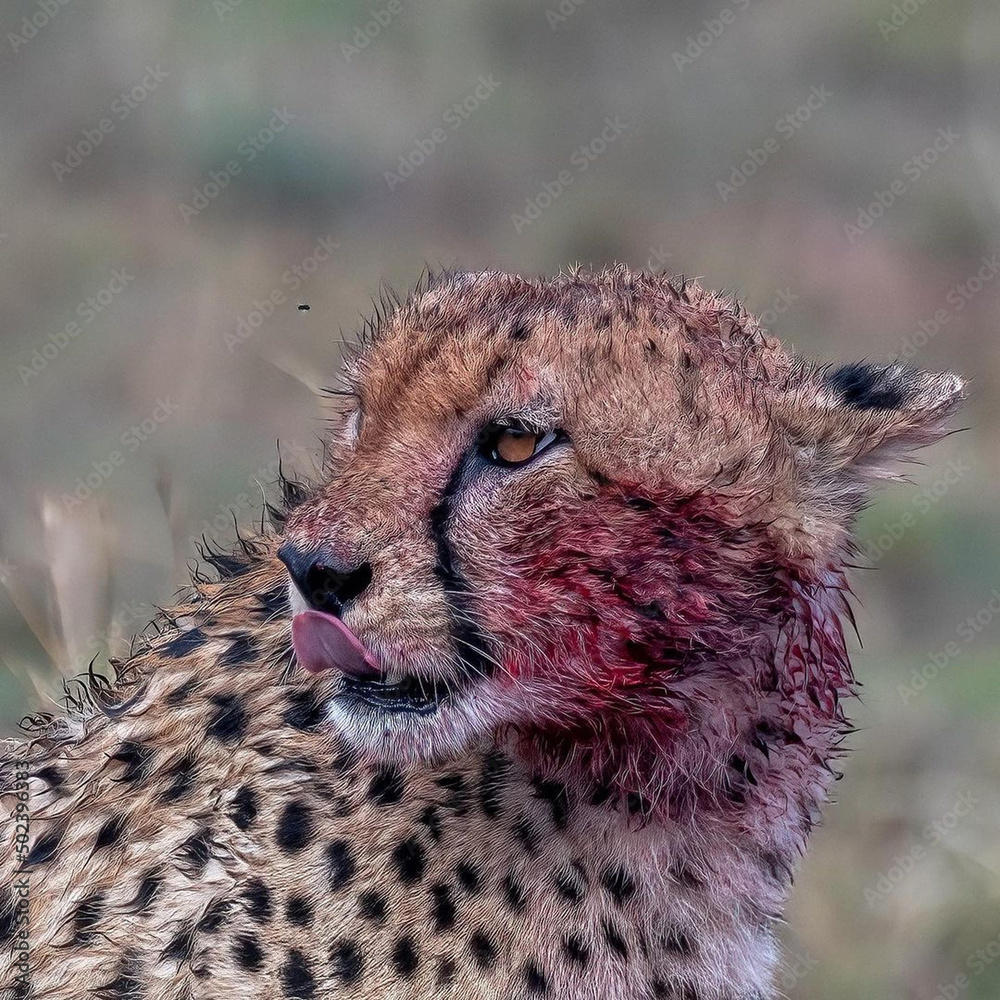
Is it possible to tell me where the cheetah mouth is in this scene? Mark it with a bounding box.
[339,673,442,716]
[291,610,443,716]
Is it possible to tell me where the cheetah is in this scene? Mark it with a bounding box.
[1,267,964,1000]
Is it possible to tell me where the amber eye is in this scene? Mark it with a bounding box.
[480,423,562,467]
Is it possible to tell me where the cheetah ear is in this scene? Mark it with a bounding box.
[784,361,966,484]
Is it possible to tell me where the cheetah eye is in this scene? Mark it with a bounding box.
[479,423,563,467]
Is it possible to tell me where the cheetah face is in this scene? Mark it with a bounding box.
[279,270,964,767]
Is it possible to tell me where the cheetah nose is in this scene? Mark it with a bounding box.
[291,610,381,678]
[277,542,373,617]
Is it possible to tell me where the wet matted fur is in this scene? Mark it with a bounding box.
[0,267,965,999]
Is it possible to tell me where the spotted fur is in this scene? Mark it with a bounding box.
[0,267,964,999]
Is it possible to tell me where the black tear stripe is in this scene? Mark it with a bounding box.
[428,461,496,683]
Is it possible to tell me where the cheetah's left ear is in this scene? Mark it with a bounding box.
[783,361,967,483]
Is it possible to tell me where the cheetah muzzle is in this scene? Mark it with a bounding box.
[1,266,965,1000]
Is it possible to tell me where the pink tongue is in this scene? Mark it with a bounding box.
[291,610,381,678]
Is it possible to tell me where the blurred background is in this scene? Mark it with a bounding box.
[1,1,998,996]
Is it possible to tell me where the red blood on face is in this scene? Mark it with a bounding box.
[291,610,381,678]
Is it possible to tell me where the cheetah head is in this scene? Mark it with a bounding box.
[279,268,964,798]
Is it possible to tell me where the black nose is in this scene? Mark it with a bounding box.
[277,542,373,616]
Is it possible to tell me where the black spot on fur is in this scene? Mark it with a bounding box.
[162,924,194,963]
[165,676,200,705]
[283,689,325,731]
[164,628,208,658]
[668,860,704,890]
[437,772,470,815]
[221,632,258,668]
[92,954,144,999]
[110,742,153,784]
[431,883,456,931]
[234,932,265,970]
[368,765,404,805]
[326,840,356,891]
[276,801,313,853]
[510,322,531,341]
[282,948,317,997]
[25,826,63,867]
[469,929,497,970]
[437,957,457,986]
[71,892,105,944]
[392,836,426,884]
[392,935,420,977]
[0,893,16,946]
[553,861,588,904]
[255,581,289,618]
[602,865,637,907]
[161,752,197,802]
[94,813,127,851]
[663,926,695,956]
[329,939,363,985]
[626,791,651,816]
[35,764,66,789]
[503,874,527,913]
[176,829,213,877]
[286,895,313,927]
[479,751,508,818]
[563,932,590,966]
[197,898,232,933]
[206,694,248,743]
[230,785,258,830]
[524,960,549,994]
[123,868,163,915]
[514,817,540,855]
[826,361,908,411]
[533,778,570,829]
[358,890,387,923]
[603,919,629,960]
[419,804,443,842]
[456,860,481,894]
[200,544,253,580]
[243,878,272,923]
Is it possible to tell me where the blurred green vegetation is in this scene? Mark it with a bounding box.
[1,1,999,996]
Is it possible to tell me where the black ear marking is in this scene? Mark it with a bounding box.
[826,362,909,411]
